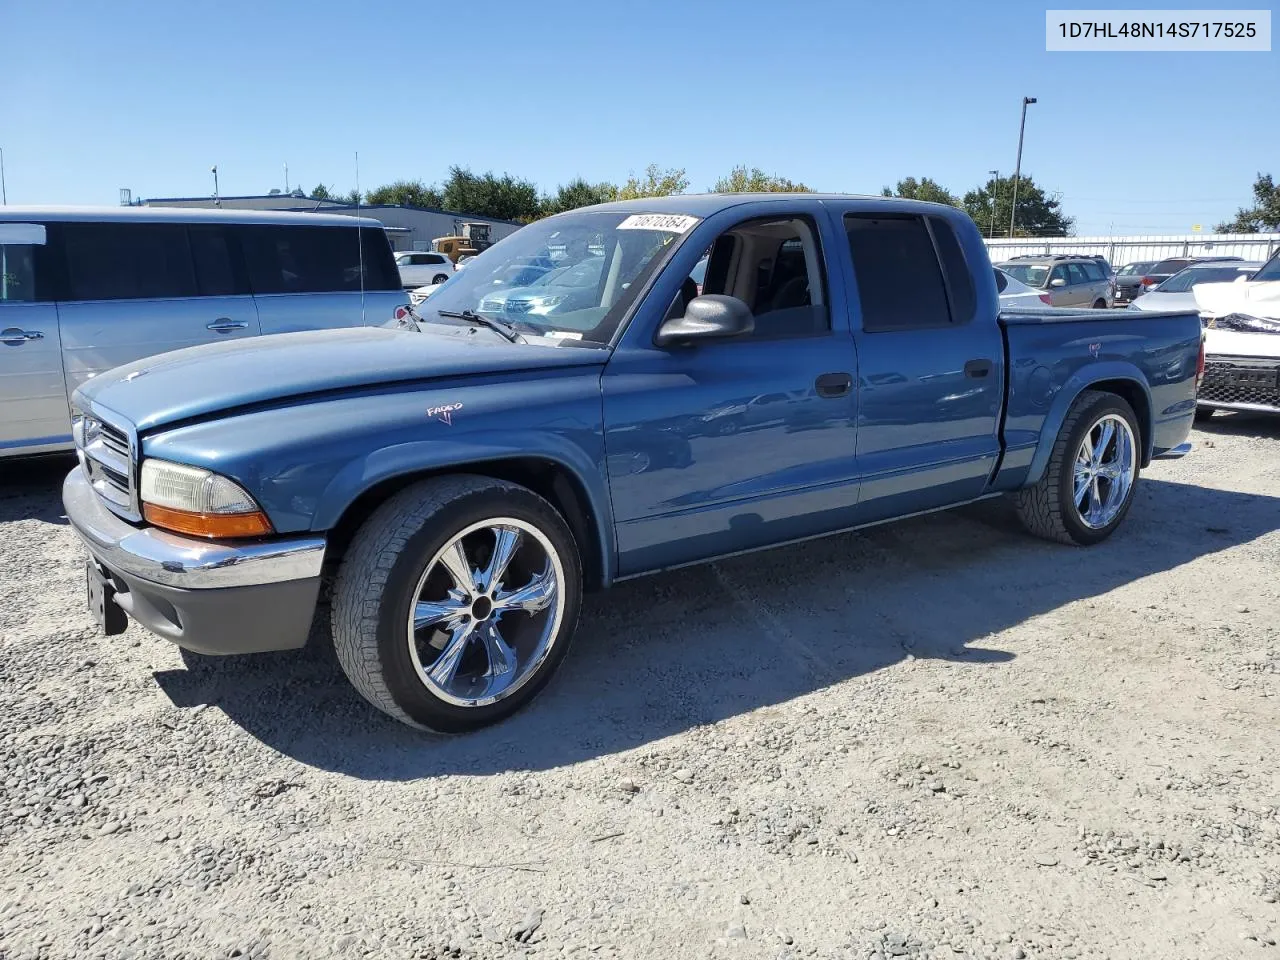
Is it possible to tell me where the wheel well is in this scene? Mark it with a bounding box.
[1091,378,1151,466]
[324,459,606,591]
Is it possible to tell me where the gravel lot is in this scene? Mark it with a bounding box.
[2,416,1279,960]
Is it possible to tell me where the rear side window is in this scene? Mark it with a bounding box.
[1151,258,1191,275]
[1066,263,1091,285]
[927,216,976,323]
[188,225,242,296]
[63,222,197,301]
[239,225,398,294]
[1079,262,1105,281]
[844,214,950,331]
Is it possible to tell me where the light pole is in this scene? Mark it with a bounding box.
[988,169,999,238]
[283,162,289,193]
[211,165,220,207]
[1,147,7,205]
[1008,96,1037,237]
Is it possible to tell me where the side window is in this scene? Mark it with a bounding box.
[844,214,949,331]
[63,222,197,301]
[1048,265,1068,286]
[240,225,397,294]
[426,254,446,266]
[188,225,242,296]
[927,216,976,323]
[0,244,38,302]
[1066,263,1090,285]
[710,217,828,339]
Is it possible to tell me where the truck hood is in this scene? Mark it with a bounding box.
[1194,279,1280,318]
[75,325,607,432]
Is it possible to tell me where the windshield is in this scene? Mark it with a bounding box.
[422,211,694,344]
[1000,263,1049,286]
[1156,265,1254,292]
[1255,250,1280,282]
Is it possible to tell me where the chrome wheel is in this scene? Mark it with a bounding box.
[1072,413,1136,529]
[406,518,565,708]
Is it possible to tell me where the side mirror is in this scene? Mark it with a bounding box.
[1049,277,1067,288]
[655,295,754,347]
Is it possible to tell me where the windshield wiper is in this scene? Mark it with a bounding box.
[436,309,525,344]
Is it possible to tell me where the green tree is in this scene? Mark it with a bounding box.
[309,183,332,200]
[1216,173,1280,232]
[712,165,811,193]
[616,164,689,200]
[962,173,1072,238]
[441,166,542,222]
[341,189,362,205]
[880,177,958,206]
[364,179,444,209]
[540,178,618,216]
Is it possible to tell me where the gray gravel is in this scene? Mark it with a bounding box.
[2,414,1279,959]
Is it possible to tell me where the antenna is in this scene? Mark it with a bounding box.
[355,151,366,326]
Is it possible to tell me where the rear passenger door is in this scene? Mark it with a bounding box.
[836,210,1005,522]
[242,225,402,333]
[1065,263,1094,306]
[54,221,261,393]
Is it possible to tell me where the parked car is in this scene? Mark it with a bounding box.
[994,268,1052,308]
[1113,261,1157,304]
[63,195,1200,732]
[996,255,1113,308]
[477,256,605,317]
[393,251,454,289]
[1192,248,1280,417]
[0,207,402,459]
[1131,255,1244,298]
[1127,261,1260,315]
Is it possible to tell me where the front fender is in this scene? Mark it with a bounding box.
[310,430,615,580]
[1024,361,1153,486]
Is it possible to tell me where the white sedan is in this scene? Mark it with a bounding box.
[995,268,1051,308]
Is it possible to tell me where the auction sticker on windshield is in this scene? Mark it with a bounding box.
[617,214,700,233]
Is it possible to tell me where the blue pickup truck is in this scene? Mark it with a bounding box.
[63,195,1202,732]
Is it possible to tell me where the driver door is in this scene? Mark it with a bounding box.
[601,203,861,576]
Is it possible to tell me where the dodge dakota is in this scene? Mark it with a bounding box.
[63,195,1202,732]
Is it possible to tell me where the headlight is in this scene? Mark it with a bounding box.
[139,459,272,539]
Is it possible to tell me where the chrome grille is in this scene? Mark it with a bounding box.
[75,410,140,521]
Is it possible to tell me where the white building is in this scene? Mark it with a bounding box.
[143,192,524,252]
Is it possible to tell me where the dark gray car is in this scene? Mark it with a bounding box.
[1113,261,1157,304]
[997,255,1113,308]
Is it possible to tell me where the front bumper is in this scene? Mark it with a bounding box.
[63,468,326,655]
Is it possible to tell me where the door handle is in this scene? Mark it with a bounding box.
[815,372,853,398]
[964,359,993,379]
[206,319,248,333]
[1,328,43,345]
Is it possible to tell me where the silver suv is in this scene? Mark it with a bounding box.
[997,255,1113,308]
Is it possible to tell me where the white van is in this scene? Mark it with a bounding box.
[0,206,405,458]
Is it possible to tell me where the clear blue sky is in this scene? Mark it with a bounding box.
[5,0,1275,235]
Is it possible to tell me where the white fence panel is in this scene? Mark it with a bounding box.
[985,233,1279,266]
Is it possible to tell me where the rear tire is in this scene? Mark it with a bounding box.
[1012,390,1140,546]
[432,274,449,284]
[330,475,582,732]
[1194,406,1215,422]
[1093,299,1108,309]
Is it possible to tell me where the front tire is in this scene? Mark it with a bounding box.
[1012,390,1140,546]
[432,274,450,284]
[331,476,582,732]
